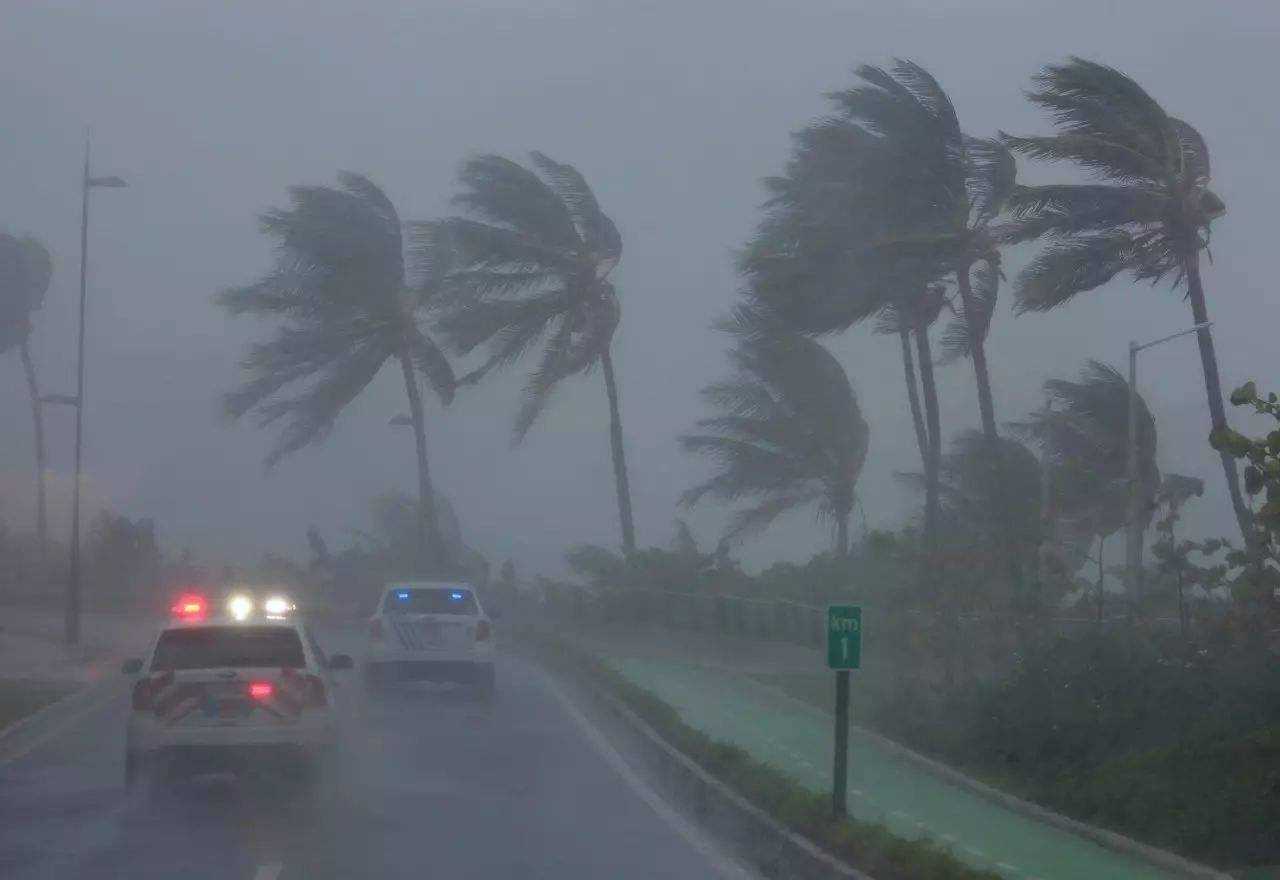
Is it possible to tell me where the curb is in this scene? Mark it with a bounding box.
[675,662,1235,880]
[532,652,876,880]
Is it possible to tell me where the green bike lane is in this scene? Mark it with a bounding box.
[604,654,1177,880]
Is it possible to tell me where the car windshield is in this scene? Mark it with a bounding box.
[383,588,478,615]
[152,626,306,670]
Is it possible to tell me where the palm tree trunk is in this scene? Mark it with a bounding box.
[836,511,850,558]
[599,347,636,554]
[955,263,998,441]
[1185,253,1252,542]
[899,325,929,470]
[19,337,48,563]
[1096,534,1106,623]
[915,325,942,560]
[397,352,446,571]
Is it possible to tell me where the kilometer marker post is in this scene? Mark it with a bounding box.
[826,605,861,818]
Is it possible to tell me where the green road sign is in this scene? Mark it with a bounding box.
[826,605,862,670]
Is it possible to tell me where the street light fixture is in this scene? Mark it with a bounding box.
[65,132,127,646]
[1124,322,1213,608]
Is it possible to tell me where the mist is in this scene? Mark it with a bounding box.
[2,0,1278,576]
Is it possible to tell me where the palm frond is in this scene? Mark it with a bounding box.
[1019,57,1173,180]
[1169,117,1211,185]
[1012,231,1141,313]
[233,336,391,468]
[512,317,578,443]
[440,217,574,274]
[528,152,622,263]
[966,136,1017,223]
[723,487,827,542]
[405,327,456,404]
[940,259,997,363]
[453,154,580,251]
[1002,184,1167,243]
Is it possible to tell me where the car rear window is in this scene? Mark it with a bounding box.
[383,587,478,615]
[152,626,306,670]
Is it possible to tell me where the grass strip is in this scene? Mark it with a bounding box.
[519,626,999,880]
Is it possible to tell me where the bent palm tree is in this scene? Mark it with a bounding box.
[431,153,635,552]
[1012,360,1160,603]
[0,234,53,560]
[1004,57,1246,540]
[828,60,1017,442]
[219,173,455,569]
[680,312,869,556]
[739,96,948,558]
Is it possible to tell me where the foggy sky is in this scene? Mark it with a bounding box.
[2,0,1278,578]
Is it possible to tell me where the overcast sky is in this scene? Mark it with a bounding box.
[2,0,1278,577]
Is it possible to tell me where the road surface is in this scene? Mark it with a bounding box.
[0,628,750,880]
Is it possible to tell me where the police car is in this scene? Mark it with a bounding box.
[121,591,353,788]
[363,581,495,697]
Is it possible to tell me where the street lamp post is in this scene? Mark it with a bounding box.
[66,132,126,646]
[1124,322,1213,608]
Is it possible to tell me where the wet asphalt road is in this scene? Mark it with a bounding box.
[0,628,741,879]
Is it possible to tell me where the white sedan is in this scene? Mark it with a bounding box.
[122,593,353,788]
[363,581,495,697]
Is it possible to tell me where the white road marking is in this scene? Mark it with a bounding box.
[253,863,284,880]
[0,688,122,767]
[996,862,1022,875]
[540,674,760,880]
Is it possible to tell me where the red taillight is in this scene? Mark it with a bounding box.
[170,593,207,621]
[369,618,384,640]
[475,619,491,642]
[249,681,274,700]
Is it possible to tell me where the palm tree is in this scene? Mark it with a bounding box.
[826,60,1017,443]
[679,310,869,556]
[1012,360,1160,608]
[1003,57,1247,540]
[873,288,947,557]
[0,234,53,560]
[431,153,635,552]
[739,95,949,559]
[219,173,456,569]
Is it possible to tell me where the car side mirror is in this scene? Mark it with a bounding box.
[328,654,354,671]
[121,658,143,675]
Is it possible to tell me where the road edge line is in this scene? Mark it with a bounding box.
[0,680,101,746]
[539,671,761,880]
[0,684,123,767]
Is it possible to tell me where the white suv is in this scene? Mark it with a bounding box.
[363,581,495,697]
[122,597,352,788]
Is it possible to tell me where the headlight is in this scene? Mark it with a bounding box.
[227,594,254,621]
[263,595,294,617]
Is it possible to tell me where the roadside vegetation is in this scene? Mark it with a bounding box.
[2,47,1276,876]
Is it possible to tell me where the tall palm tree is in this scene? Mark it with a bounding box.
[219,172,456,569]
[1003,57,1247,540]
[827,60,1017,443]
[679,310,869,556]
[873,288,946,556]
[0,234,53,560]
[431,153,635,552]
[739,95,949,559]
